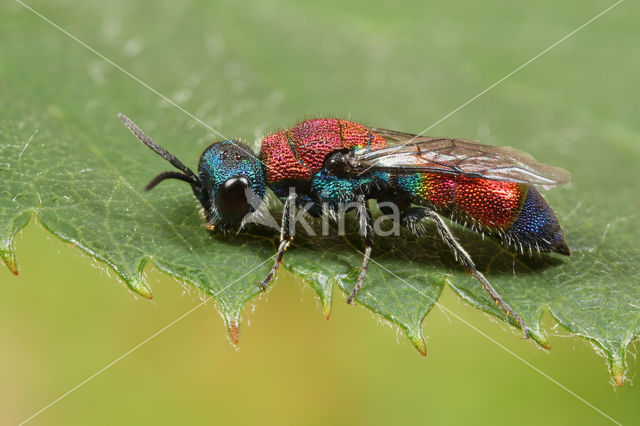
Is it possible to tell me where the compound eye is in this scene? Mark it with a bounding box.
[219,176,250,219]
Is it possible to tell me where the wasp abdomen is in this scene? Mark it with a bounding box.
[452,177,525,228]
[396,173,568,255]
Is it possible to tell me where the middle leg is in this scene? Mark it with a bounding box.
[346,195,374,304]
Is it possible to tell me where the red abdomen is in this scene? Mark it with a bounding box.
[399,172,569,253]
[259,118,386,183]
[454,177,526,228]
[407,173,526,229]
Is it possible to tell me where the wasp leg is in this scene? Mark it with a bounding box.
[259,192,297,290]
[347,195,373,304]
[401,207,529,339]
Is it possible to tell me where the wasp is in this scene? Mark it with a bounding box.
[119,114,570,338]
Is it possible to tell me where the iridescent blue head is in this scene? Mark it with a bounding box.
[198,141,266,229]
[119,114,266,231]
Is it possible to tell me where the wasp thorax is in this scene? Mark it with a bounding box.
[198,140,266,227]
[324,149,353,178]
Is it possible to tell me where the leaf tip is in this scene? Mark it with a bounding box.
[8,262,19,275]
[417,343,427,357]
[1,249,18,276]
[611,358,625,387]
[229,321,240,345]
[323,303,332,320]
[130,279,153,300]
[406,330,427,356]
[527,328,551,350]
[613,372,624,387]
[138,287,153,300]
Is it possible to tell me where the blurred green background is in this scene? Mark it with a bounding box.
[2,0,639,424]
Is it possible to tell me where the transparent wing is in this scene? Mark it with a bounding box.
[353,128,571,187]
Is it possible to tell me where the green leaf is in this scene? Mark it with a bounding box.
[1,0,638,385]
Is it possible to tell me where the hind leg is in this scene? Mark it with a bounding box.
[401,207,529,338]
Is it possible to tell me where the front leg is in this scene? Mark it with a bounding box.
[400,207,529,338]
[346,195,373,304]
[259,191,297,290]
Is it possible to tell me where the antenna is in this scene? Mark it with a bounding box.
[118,113,203,192]
[118,113,199,181]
